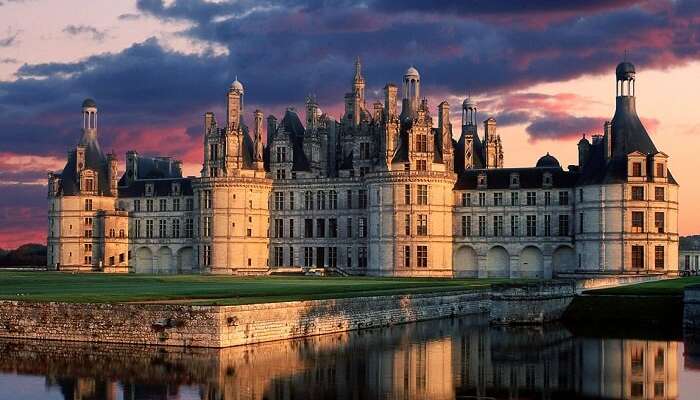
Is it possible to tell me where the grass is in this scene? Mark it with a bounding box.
[0,271,523,305]
[585,276,700,296]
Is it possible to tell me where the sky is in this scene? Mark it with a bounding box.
[0,0,699,249]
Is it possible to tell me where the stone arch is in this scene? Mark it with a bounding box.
[486,246,510,278]
[135,247,153,274]
[454,245,478,278]
[157,246,173,274]
[177,246,194,274]
[520,246,544,278]
[552,245,575,273]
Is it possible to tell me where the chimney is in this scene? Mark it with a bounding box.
[603,121,612,160]
[384,84,397,119]
[107,153,118,196]
[578,136,591,168]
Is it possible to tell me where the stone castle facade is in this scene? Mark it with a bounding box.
[47,60,679,278]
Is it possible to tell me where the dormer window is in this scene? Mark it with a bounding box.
[543,172,553,188]
[477,173,487,188]
[510,173,520,187]
[172,182,181,196]
[632,162,642,177]
[145,183,154,197]
[276,146,287,163]
[655,163,665,178]
[85,178,94,192]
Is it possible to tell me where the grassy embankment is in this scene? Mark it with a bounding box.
[0,271,523,305]
[564,277,700,338]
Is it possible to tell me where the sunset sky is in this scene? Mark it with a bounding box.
[0,0,699,249]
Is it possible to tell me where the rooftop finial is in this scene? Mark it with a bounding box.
[354,56,362,80]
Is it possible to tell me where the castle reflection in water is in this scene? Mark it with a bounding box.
[0,317,682,400]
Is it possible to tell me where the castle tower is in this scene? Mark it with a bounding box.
[352,57,365,105]
[401,66,420,120]
[483,117,503,168]
[438,101,453,172]
[461,98,477,170]
[253,109,265,170]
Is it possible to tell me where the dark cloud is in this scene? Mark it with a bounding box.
[0,31,18,47]
[63,25,108,42]
[118,13,141,21]
[526,113,606,141]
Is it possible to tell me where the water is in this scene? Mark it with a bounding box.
[0,315,698,399]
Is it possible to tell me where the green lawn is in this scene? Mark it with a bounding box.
[585,276,700,296]
[0,271,521,305]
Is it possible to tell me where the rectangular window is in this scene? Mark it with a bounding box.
[316,191,326,210]
[185,219,193,238]
[404,246,411,268]
[404,184,411,205]
[276,169,286,180]
[172,219,180,238]
[146,219,154,238]
[416,159,427,171]
[84,199,93,211]
[329,190,337,209]
[655,212,665,233]
[544,192,551,206]
[316,219,326,238]
[493,215,504,236]
[655,187,665,201]
[579,212,584,233]
[655,246,665,269]
[346,190,353,209]
[304,247,313,267]
[146,199,154,212]
[289,192,295,209]
[478,216,486,236]
[461,215,471,236]
[304,191,314,210]
[328,247,337,268]
[405,214,411,236]
[632,186,644,201]
[656,163,665,177]
[274,219,284,238]
[203,245,211,266]
[134,220,142,238]
[358,190,368,209]
[289,246,295,266]
[159,219,167,237]
[276,146,287,163]
[172,198,180,211]
[203,217,211,237]
[246,228,252,237]
[274,247,283,267]
[346,247,353,268]
[417,246,428,268]
[632,162,642,177]
[417,134,428,152]
[632,211,645,232]
[347,217,353,238]
[494,192,503,206]
[159,199,167,211]
[329,218,337,238]
[417,214,428,236]
[544,214,551,236]
[526,192,536,206]
[558,191,569,206]
[358,247,368,269]
[632,245,644,269]
[526,215,537,236]
[478,192,486,206]
[134,199,140,212]
[304,219,313,238]
[417,185,428,205]
[511,192,519,206]
[558,215,569,236]
[360,142,370,159]
[274,192,284,210]
[186,198,193,211]
[359,218,367,238]
[511,215,519,236]
[288,218,294,238]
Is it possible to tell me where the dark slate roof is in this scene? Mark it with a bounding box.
[616,61,635,80]
[58,131,110,196]
[82,98,97,108]
[279,109,310,171]
[453,127,485,173]
[578,95,676,185]
[390,120,444,164]
[455,167,578,190]
[536,153,560,168]
[118,177,193,198]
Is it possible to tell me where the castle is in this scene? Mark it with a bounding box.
[47,60,679,278]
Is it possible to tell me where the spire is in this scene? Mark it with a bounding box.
[354,56,362,81]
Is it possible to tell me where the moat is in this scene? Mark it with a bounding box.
[1,314,698,400]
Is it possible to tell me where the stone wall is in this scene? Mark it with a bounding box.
[684,285,700,330]
[489,281,577,324]
[0,291,488,348]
